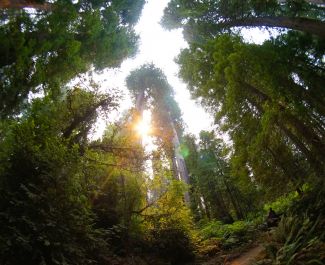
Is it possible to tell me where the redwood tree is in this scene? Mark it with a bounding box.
[162,0,325,42]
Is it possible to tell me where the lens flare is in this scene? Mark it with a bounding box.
[135,119,151,138]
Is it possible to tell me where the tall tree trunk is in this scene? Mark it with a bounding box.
[246,96,325,174]
[133,89,146,144]
[219,16,325,39]
[266,146,301,184]
[278,123,325,173]
[169,117,191,204]
[197,196,207,219]
[211,191,234,223]
[224,179,244,220]
[244,82,325,163]
[279,0,325,5]
[0,0,52,10]
[171,155,180,180]
[62,96,113,139]
[281,77,325,119]
[135,89,145,114]
[280,111,325,162]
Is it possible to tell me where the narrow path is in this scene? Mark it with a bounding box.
[226,245,265,265]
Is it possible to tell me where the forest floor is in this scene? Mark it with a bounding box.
[196,244,265,265]
[225,245,265,265]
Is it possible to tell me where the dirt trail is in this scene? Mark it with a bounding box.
[226,245,265,265]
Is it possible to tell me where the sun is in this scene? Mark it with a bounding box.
[135,110,152,141]
[135,119,151,138]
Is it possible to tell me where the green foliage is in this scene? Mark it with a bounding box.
[200,220,225,239]
[200,220,255,249]
[183,131,256,222]
[162,0,325,43]
[126,63,185,140]
[264,191,299,214]
[139,166,196,264]
[144,177,193,231]
[89,120,148,233]
[0,91,113,264]
[1,0,324,263]
[262,185,325,265]
[149,227,195,264]
[290,183,325,219]
[0,0,145,117]
[265,215,325,265]
[177,32,325,201]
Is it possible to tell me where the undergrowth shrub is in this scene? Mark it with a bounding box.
[264,190,298,215]
[0,118,107,264]
[263,184,325,265]
[200,220,255,249]
[149,227,195,264]
[265,214,325,265]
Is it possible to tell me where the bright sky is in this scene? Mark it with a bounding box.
[93,0,213,139]
[92,0,274,140]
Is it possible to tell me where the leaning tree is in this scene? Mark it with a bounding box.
[162,0,325,43]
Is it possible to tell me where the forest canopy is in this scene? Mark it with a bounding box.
[0,1,324,264]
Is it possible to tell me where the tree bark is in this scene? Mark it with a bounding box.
[0,0,52,10]
[246,94,324,174]
[279,0,325,5]
[219,16,325,39]
[266,145,301,183]
[62,97,111,139]
[211,191,234,223]
[170,120,191,204]
[171,155,180,180]
[243,82,325,162]
[224,180,244,220]
[135,89,145,114]
[133,89,146,145]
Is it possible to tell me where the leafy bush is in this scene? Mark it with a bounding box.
[0,100,109,264]
[200,220,224,239]
[265,215,325,265]
[200,220,255,249]
[149,227,195,264]
[264,191,298,215]
[290,184,325,220]
[263,186,325,265]
[197,237,222,257]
